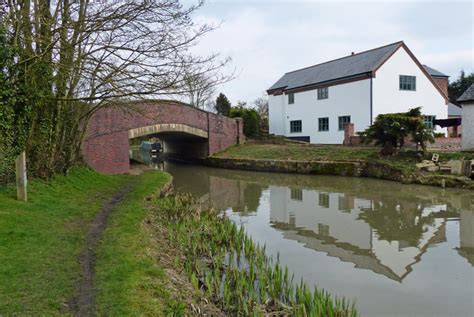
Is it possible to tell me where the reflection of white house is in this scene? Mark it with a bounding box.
[458,210,474,265]
[267,41,449,144]
[269,186,447,281]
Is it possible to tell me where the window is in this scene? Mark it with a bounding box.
[338,116,351,131]
[317,87,328,99]
[290,188,303,201]
[423,115,436,129]
[318,223,329,236]
[290,120,302,133]
[319,193,329,208]
[288,92,294,104]
[399,75,416,91]
[318,117,329,131]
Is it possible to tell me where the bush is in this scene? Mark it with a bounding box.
[229,106,260,137]
[358,107,434,156]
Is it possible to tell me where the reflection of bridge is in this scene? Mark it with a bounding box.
[83,100,244,173]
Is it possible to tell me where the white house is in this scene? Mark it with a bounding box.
[267,41,449,144]
[457,84,474,150]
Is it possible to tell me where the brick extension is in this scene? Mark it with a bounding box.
[83,100,245,174]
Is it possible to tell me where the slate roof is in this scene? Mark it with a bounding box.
[448,102,462,117]
[268,41,403,92]
[423,65,449,78]
[457,84,474,103]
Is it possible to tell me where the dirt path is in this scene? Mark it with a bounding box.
[68,182,134,317]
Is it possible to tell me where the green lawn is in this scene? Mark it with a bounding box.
[0,167,173,316]
[214,140,378,161]
[0,168,129,315]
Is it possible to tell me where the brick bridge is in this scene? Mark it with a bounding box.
[83,100,244,174]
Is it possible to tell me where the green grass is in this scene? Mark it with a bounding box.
[214,140,377,161]
[214,140,474,175]
[94,171,173,315]
[0,167,130,315]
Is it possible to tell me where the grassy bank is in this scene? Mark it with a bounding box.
[0,168,129,315]
[94,171,173,315]
[152,193,358,316]
[0,167,188,315]
[211,140,474,187]
[217,140,378,161]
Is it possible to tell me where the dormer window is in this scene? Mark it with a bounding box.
[400,75,416,91]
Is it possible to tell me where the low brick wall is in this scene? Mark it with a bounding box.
[343,123,462,149]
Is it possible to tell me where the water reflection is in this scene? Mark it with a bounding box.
[458,210,474,265]
[130,148,165,171]
[269,186,448,281]
[164,162,474,316]
[166,162,474,271]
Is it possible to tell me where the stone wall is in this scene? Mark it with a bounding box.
[84,100,244,174]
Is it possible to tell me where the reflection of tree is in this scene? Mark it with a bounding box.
[359,201,436,246]
[232,183,264,215]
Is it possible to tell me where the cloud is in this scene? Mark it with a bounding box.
[189,0,473,104]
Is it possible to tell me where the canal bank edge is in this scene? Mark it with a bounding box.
[204,157,474,190]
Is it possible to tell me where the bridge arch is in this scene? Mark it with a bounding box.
[128,123,208,139]
[83,100,244,174]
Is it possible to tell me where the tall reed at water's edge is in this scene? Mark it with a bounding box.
[155,193,358,316]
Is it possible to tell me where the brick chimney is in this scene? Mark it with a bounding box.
[432,77,448,97]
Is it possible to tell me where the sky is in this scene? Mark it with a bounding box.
[185,0,473,106]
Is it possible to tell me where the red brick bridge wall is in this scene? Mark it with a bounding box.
[83,100,245,174]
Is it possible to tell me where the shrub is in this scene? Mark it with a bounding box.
[229,106,260,137]
[358,107,434,156]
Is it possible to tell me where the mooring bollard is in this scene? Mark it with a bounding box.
[15,151,27,202]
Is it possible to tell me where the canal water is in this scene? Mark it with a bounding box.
[128,146,473,316]
[159,161,474,317]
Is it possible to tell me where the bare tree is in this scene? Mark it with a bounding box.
[180,64,235,109]
[253,96,268,119]
[253,95,269,135]
[4,0,230,176]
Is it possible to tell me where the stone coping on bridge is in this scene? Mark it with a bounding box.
[128,123,208,139]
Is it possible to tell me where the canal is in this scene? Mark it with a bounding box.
[131,144,473,316]
[160,161,474,317]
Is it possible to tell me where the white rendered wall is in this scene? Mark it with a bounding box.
[461,102,474,150]
[269,79,371,144]
[269,94,286,135]
[372,47,447,134]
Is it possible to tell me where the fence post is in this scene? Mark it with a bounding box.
[15,151,27,202]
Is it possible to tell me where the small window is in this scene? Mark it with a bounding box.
[318,223,329,236]
[290,188,303,201]
[423,115,436,129]
[290,120,302,133]
[399,75,416,91]
[288,92,294,104]
[319,193,329,208]
[318,117,329,131]
[338,116,351,131]
[317,87,328,100]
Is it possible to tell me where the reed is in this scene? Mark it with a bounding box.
[154,193,358,316]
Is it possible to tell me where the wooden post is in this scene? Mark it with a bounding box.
[15,151,27,202]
